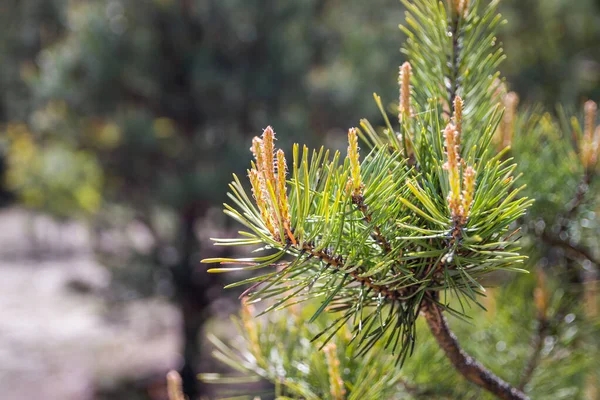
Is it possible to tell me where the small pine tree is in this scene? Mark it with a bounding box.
[203,0,599,399]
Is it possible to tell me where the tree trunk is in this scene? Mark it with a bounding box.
[171,205,210,399]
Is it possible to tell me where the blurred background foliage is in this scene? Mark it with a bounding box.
[0,0,598,399]
[203,273,597,399]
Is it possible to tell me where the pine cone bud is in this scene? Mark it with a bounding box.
[399,62,412,124]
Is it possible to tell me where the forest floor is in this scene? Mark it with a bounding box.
[0,207,181,400]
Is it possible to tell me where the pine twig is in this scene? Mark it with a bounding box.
[422,300,529,400]
[561,173,592,230]
[301,242,407,300]
[540,231,600,268]
[351,194,405,276]
[538,172,600,272]
[518,318,548,390]
[352,194,392,254]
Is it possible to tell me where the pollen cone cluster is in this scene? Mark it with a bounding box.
[398,62,415,158]
[453,95,463,138]
[249,126,294,243]
[347,128,363,198]
[323,343,346,400]
[399,62,412,124]
[501,92,519,149]
[443,97,476,225]
[240,297,262,357]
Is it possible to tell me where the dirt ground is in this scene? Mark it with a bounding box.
[0,207,181,400]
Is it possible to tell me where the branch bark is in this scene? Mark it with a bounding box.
[422,301,529,400]
[301,242,407,300]
[352,194,392,254]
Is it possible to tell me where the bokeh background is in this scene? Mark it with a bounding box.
[0,0,599,399]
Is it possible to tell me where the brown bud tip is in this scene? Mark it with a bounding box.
[584,100,598,115]
[502,92,519,148]
[251,137,264,166]
[262,126,275,153]
[448,0,468,17]
[166,371,185,400]
[533,269,549,320]
[505,92,520,110]
[261,126,276,188]
[443,124,460,171]
[582,101,599,169]
[584,100,597,140]
[263,125,274,137]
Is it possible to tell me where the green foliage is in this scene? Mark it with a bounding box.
[400,0,505,137]
[0,0,67,122]
[3,121,102,218]
[203,274,597,399]
[203,0,600,398]
[0,0,597,398]
[205,0,531,366]
[509,101,600,277]
[500,0,600,104]
[511,111,582,218]
[202,302,409,400]
[405,275,594,399]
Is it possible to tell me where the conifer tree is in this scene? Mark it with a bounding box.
[202,0,557,398]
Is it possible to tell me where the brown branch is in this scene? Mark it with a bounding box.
[351,193,409,280]
[236,237,411,301]
[422,301,529,400]
[540,231,600,267]
[562,173,592,226]
[352,194,392,254]
[538,175,597,269]
[301,242,407,300]
[518,318,548,390]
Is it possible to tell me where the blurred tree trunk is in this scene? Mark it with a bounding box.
[172,204,209,398]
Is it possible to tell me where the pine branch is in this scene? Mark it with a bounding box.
[351,191,405,278]
[518,317,548,391]
[206,0,534,391]
[301,241,407,300]
[538,170,599,268]
[540,231,600,268]
[561,172,592,230]
[352,193,392,254]
[422,300,529,400]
